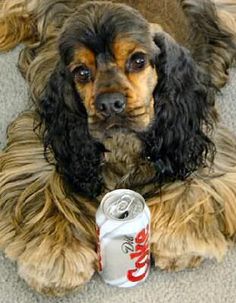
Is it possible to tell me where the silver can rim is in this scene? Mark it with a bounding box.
[101,189,146,222]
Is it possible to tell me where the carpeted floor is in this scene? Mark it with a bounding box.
[0,47,236,303]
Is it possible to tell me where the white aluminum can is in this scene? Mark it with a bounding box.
[96,189,151,287]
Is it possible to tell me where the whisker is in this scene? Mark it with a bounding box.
[128,112,146,118]
[127,106,144,114]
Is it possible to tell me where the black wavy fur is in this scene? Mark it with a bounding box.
[139,32,216,183]
[39,62,106,198]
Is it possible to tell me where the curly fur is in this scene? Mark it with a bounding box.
[40,62,106,197]
[180,0,236,88]
[1,0,236,297]
[140,32,216,183]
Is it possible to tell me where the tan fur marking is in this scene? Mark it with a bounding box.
[70,47,96,72]
[113,38,140,69]
[71,47,97,113]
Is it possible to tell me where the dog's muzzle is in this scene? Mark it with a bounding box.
[95,92,126,117]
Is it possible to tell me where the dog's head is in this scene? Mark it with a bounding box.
[40,2,216,197]
[59,2,158,137]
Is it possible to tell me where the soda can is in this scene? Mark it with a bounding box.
[96,189,151,287]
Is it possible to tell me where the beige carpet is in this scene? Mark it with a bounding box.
[0,47,236,303]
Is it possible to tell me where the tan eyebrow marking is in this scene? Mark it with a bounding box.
[113,37,148,71]
[69,46,96,72]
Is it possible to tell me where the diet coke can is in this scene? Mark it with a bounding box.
[96,189,151,287]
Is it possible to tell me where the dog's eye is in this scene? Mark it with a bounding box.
[73,65,91,83]
[128,52,147,72]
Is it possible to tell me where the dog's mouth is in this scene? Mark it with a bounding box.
[104,116,127,130]
[105,123,123,131]
[88,115,136,139]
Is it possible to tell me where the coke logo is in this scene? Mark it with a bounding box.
[127,225,150,282]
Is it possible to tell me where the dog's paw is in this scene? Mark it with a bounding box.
[17,239,97,296]
[152,252,203,272]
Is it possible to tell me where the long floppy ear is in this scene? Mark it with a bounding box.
[39,62,106,198]
[140,32,217,183]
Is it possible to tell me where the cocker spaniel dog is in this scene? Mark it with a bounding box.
[1,0,236,296]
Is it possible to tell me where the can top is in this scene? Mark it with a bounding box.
[101,189,145,221]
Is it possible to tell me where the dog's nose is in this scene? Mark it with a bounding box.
[95,93,126,116]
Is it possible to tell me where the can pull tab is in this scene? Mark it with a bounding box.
[118,211,129,219]
[107,195,135,220]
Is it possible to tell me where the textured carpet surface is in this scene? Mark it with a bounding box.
[0,47,236,303]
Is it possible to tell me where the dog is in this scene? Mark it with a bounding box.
[1,0,236,296]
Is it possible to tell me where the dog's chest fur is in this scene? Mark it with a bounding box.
[102,132,156,192]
